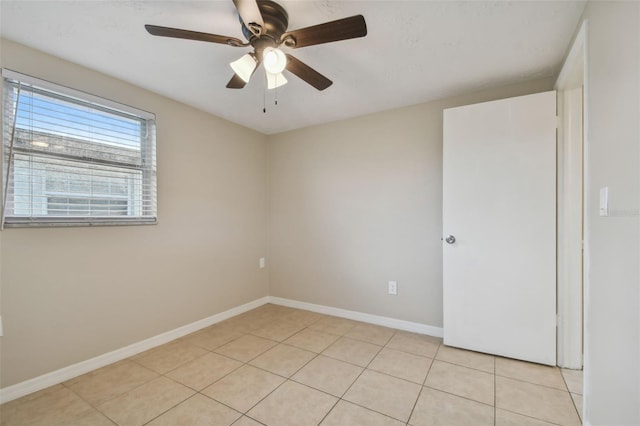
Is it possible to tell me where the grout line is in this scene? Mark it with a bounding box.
[405,385,425,425]
[420,384,495,409]
[60,382,119,425]
[335,398,414,424]
[494,372,576,392]
[431,357,495,375]
[230,415,267,426]
[140,392,200,426]
[496,407,565,426]
[315,395,341,425]
[560,368,583,421]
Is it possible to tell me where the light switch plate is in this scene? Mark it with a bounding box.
[599,187,608,216]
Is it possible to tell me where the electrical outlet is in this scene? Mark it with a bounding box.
[259,257,266,269]
[388,281,398,295]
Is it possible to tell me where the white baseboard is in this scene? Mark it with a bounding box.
[268,296,443,338]
[1,295,443,404]
[0,296,270,404]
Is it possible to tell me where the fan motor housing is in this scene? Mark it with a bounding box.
[241,0,289,44]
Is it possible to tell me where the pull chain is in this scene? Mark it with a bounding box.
[262,74,283,112]
[263,70,267,113]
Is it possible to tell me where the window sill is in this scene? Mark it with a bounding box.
[2,217,158,228]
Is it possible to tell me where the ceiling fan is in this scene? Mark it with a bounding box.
[145,0,367,91]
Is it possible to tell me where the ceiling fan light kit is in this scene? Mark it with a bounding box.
[266,72,287,90]
[145,0,367,92]
[230,53,257,83]
[262,47,287,74]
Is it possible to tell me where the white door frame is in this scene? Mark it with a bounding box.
[554,20,587,370]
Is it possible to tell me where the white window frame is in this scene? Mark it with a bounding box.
[1,69,157,227]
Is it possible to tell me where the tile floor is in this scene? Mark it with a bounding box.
[0,304,584,426]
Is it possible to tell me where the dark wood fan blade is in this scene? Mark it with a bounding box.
[280,15,367,49]
[145,25,246,47]
[226,74,248,89]
[285,54,332,91]
[232,0,265,36]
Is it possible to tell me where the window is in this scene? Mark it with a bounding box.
[1,69,157,227]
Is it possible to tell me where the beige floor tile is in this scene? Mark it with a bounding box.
[281,309,326,326]
[436,345,495,373]
[249,343,316,377]
[343,369,421,422]
[562,368,584,394]
[134,341,209,374]
[495,375,581,426]
[166,352,242,390]
[232,416,264,426]
[496,357,566,390]
[201,365,285,412]
[322,336,382,367]
[368,347,433,384]
[98,376,194,426]
[64,410,118,426]
[247,381,338,426]
[250,320,306,341]
[214,334,278,362]
[386,331,440,358]
[146,394,241,426]
[292,355,363,397]
[1,386,96,426]
[425,360,494,405]
[284,329,340,353]
[217,313,271,333]
[63,359,131,386]
[65,360,158,406]
[181,327,244,351]
[571,393,583,421]
[495,409,557,425]
[321,400,404,426]
[230,311,273,325]
[253,303,295,316]
[409,387,494,426]
[214,319,259,334]
[345,323,396,346]
[308,316,359,335]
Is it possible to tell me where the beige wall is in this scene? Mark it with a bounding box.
[0,39,269,387]
[581,2,640,424]
[267,78,554,327]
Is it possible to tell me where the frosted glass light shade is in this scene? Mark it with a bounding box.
[230,54,257,83]
[263,47,287,74]
[266,72,288,90]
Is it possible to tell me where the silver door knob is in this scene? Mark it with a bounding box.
[445,235,456,244]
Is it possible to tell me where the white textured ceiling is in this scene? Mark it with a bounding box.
[0,0,586,134]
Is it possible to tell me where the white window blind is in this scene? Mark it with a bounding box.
[1,69,157,227]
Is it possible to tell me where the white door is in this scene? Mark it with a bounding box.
[443,91,557,365]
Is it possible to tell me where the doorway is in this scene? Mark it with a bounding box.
[555,21,586,371]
